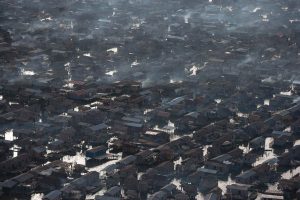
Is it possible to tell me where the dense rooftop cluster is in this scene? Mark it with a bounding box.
[1,70,300,200]
[0,0,300,200]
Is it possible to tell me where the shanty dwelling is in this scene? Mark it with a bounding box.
[119,164,137,181]
[148,191,168,200]
[278,145,300,166]
[197,167,218,179]
[154,161,174,176]
[102,164,118,178]
[156,146,176,162]
[47,114,72,127]
[113,81,142,94]
[48,140,64,151]
[85,145,108,166]
[67,110,86,126]
[273,135,292,148]
[139,89,153,104]
[61,189,85,200]
[31,146,47,159]
[0,142,9,161]
[85,123,109,145]
[205,154,233,175]
[11,172,35,185]
[37,168,68,192]
[136,149,159,166]
[192,122,221,143]
[220,140,234,152]
[160,136,194,157]
[271,131,293,148]
[153,174,170,192]
[8,174,36,196]
[142,130,170,145]
[140,168,169,192]
[260,193,284,200]
[115,122,142,139]
[61,171,100,199]
[279,175,300,199]
[226,184,256,200]
[0,111,15,123]
[85,146,107,158]
[161,183,177,197]
[249,136,265,150]
[57,127,76,144]
[182,147,204,161]
[242,153,259,166]
[125,189,139,199]
[121,116,144,137]
[236,169,257,184]
[138,179,150,197]
[176,111,207,132]
[233,129,252,143]
[0,154,31,175]
[204,131,223,144]
[208,133,234,157]
[84,110,107,125]
[292,119,300,135]
[120,141,140,156]
[297,188,300,200]
[105,173,120,189]
[43,190,62,200]
[123,175,138,192]
[88,123,108,134]
[14,108,37,122]
[167,103,187,118]
[174,193,189,200]
[73,171,100,188]
[153,110,171,122]
[176,158,200,175]
[116,155,137,169]
[204,161,229,174]
[104,186,121,198]
[1,179,18,194]
[186,168,218,192]
[204,191,222,200]
[261,194,283,200]
[0,184,2,197]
